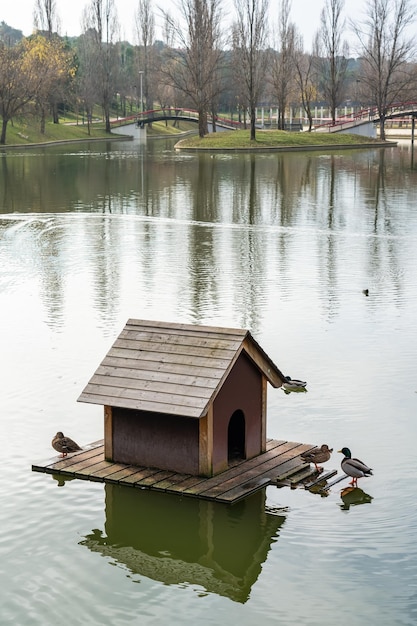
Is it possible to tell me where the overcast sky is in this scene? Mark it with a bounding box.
[1,0,366,49]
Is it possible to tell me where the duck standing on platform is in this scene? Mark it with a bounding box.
[301,444,333,472]
[52,432,82,458]
[338,447,373,486]
[282,376,307,394]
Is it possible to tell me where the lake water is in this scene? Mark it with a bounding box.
[0,135,416,625]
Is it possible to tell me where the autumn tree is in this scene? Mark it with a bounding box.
[161,0,224,138]
[232,0,269,141]
[315,0,349,123]
[23,35,76,133]
[352,0,417,140]
[0,39,43,144]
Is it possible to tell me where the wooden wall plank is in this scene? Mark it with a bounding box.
[104,405,113,461]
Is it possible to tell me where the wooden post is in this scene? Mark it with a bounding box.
[261,376,267,452]
[199,406,213,476]
[104,405,113,461]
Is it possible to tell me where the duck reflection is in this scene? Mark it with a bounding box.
[80,484,286,603]
[339,486,373,511]
[51,474,76,487]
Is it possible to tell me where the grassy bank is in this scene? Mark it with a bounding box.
[3,118,110,145]
[1,117,195,146]
[175,129,393,150]
[1,119,392,149]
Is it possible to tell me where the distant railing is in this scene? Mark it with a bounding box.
[313,101,417,132]
[111,108,242,129]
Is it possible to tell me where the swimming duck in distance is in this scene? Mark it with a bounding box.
[338,447,373,486]
[301,444,333,471]
[52,432,82,458]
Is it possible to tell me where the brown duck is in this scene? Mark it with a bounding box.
[301,444,333,471]
[52,432,82,457]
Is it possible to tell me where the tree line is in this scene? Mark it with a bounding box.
[0,0,416,144]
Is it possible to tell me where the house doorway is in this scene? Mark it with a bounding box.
[228,410,246,463]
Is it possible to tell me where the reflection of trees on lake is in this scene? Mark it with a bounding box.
[80,484,286,604]
[2,142,414,329]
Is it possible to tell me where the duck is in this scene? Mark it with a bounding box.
[282,376,307,393]
[52,432,82,458]
[301,444,333,471]
[338,447,373,486]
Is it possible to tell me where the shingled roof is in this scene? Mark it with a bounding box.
[77,319,286,419]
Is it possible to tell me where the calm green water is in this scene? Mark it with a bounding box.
[1,135,416,625]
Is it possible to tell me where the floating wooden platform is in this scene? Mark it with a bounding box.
[32,439,321,504]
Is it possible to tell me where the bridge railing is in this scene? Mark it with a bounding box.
[110,108,242,129]
[313,101,417,132]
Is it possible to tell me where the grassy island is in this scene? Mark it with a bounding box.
[2,118,395,150]
[175,129,395,151]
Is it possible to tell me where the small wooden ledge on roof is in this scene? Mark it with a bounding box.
[76,319,288,478]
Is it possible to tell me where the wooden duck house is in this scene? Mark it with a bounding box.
[77,319,287,477]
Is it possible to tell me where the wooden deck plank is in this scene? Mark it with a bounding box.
[217,459,311,503]
[163,475,209,494]
[122,467,164,484]
[32,439,315,504]
[181,441,307,497]
[137,470,178,487]
[87,460,138,479]
[150,472,193,491]
[196,445,311,499]
[32,446,103,473]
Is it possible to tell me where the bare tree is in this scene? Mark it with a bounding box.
[232,0,269,140]
[293,36,318,132]
[161,0,224,138]
[33,0,61,35]
[76,29,99,134]
[33,0,63,122]
[83,0,120,133]
[270,0,296,130]
[352,0,417,140]
[135,0,155,111]
[316,0,349,123]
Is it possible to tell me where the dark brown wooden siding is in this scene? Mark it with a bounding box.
[112,407,200,474]
[212,352,263,474]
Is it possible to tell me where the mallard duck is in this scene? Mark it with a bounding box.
[282,376,307,393]
[301,444,333,471]
[338,447,373,486]
[52,432,82,458]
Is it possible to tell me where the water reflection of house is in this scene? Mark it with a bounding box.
[78,319,287,478]
[80,484,286,603]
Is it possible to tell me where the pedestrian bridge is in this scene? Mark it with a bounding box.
[314,101,417,136]
[110,108,240,131]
